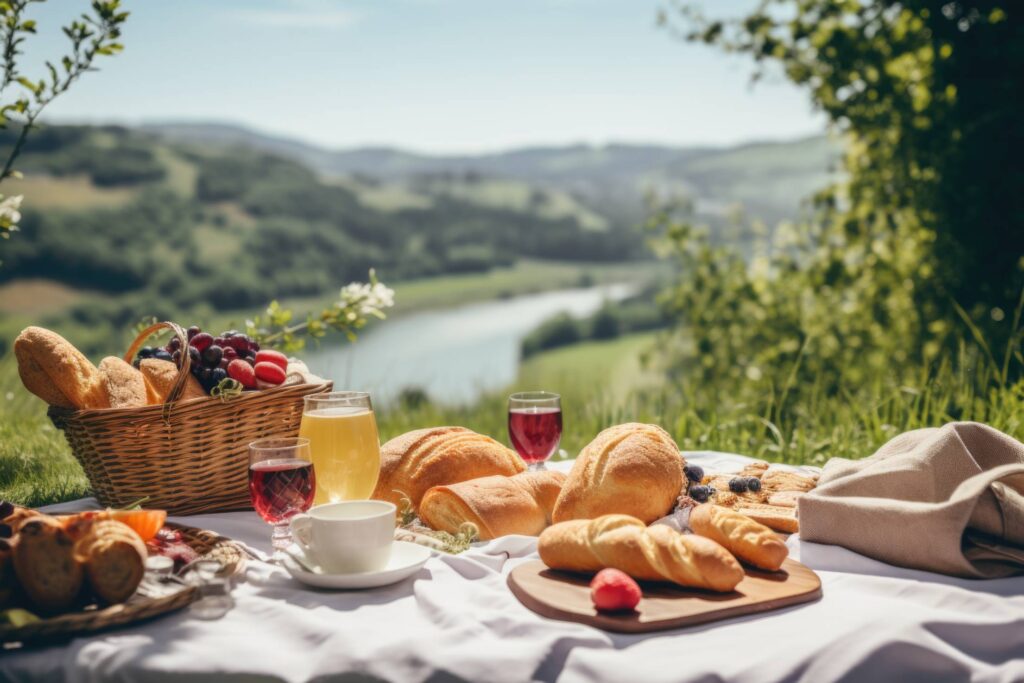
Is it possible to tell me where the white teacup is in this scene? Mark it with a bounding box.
[289,500,396,574]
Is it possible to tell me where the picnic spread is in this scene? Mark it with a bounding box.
[3,324,1024,681]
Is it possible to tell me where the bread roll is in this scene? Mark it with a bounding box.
[140,358,207,404]
[538,514,743,592]
[12,516,84,612]
[99,356,148,409]
[371,427,525,510]
[419,470,566,540]
[14,326,109,410]
[552,423,684,524]
[73,520,146,604]
[690,504,788,571]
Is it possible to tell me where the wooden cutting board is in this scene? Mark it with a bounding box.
[507,558,821,633]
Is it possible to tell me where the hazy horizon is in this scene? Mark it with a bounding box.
[23,0,826,155]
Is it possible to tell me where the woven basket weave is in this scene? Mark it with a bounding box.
[48,321,332,515]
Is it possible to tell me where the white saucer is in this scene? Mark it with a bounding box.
[280,541,431,590]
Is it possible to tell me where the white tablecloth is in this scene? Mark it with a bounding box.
[4,452,1024,682]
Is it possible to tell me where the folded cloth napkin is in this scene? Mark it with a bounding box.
[799,422,1024,578]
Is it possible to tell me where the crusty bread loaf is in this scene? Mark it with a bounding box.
[99,356,148,409]
[12,516,84,612]
[14,326,109,410]
[690,504,788,571]
[73,520,146,604]
[419,470,566,540]
[139,358,207,404]
[371,427,525,510]
[538,514,743,592]
[552,423,684,524]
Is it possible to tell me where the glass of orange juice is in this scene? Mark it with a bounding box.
[299,391,381,505]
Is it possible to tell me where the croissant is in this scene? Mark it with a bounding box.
[689,504,788,571]
[538,514,744,592]
[419,470,566,540]
[552,423,684,524]
[371,427,525,510]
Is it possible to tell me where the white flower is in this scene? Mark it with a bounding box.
[339,278,395,317]
[0,194,23,228]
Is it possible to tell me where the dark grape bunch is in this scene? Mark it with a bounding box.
[135,326,262,394]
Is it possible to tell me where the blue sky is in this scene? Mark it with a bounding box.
[23,0,825,153]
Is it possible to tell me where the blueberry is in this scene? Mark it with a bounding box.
[210,368,227,384]
[189,346,201,366]
[729,477,748,493]
[153,349,173,362]
[683,464,704,483]
[138,346,156,358]
[689,485,713,503]
[746,477,762,493]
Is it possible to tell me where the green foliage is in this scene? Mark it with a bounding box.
[666,0,1024,343]
[0,0,128,242]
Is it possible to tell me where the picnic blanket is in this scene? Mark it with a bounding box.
[3,452,1023,682]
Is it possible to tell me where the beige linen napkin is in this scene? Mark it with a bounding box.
[799,422,1024,578]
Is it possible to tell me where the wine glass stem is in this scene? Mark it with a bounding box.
[528,461,547,472]
[271,522,292,550]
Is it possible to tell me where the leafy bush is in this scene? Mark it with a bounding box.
[521,313,583,358]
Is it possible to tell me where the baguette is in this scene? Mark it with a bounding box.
[99,356,148,409]
[538,514,743,592]
[371,427,525,510]
[552,423,684,524]
[689,504,788,571]
[139,358,207,404]
[419,470,566,540]
[14,326,109,410]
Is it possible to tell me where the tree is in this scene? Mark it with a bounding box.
[0,0,128,242]
[665,0,1024,330]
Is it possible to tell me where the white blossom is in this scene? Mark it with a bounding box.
[0,194,23,229]
[339,278,395,316]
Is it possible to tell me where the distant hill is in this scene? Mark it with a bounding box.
[143,122,843,227]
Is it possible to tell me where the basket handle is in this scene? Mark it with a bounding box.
[123,321,193,405]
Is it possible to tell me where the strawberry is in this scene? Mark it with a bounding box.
[590,568,641,612]
[254,361,286,385]
[255,349,288,371]
[228,358,258,389]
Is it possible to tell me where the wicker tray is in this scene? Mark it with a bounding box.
[48,321,333,514]
[0,522,246,649]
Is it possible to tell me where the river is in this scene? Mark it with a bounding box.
[303,283,634,406]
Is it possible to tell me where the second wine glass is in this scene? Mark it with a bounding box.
[508,391,562,470]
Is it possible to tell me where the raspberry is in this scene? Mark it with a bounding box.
[255,349,288,371]
[590,568,641,612]
[227,359,258,389]
[254,361,286,385]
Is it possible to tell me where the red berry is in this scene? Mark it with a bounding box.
[590,569,641,612]
[191,332,214,352]
[223,347,238,362]
[255,349,288,371]
[254,361,286,385]
[227,359,257,389]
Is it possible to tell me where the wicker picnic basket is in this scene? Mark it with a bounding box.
[47,321,332,515]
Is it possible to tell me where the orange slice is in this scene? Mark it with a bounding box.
[105,509,167,542]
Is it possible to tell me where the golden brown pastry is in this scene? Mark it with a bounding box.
[12,516,84,612]
[552,423,684,524]
[99,356,148,409]
[419,470,566,540]
[73,520,146,604]
[689,504,788,571]
[734,503,800,534]
[767,491,804,508]
[762,470,818,494]
[139,358,207,404]
[538,514,744,592]
[371,427,525,510]
[14,326,109,410]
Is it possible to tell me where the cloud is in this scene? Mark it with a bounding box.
[235,2,359,30]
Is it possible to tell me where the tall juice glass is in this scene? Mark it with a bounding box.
[299,391,381,505]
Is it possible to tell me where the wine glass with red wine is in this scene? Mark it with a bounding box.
[249,437,316,550]
[508,391,562,471]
